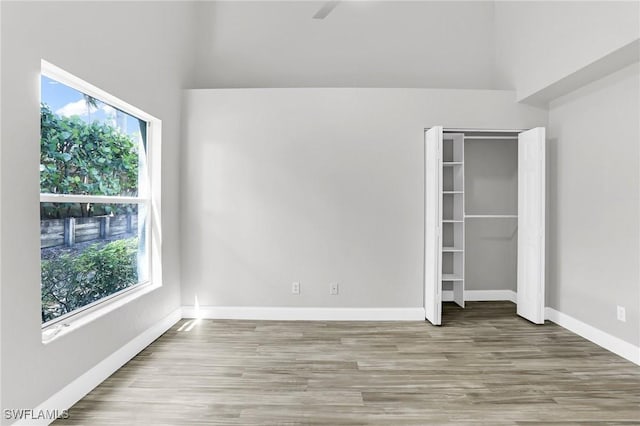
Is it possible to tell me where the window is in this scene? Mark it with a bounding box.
[40,61,161,328]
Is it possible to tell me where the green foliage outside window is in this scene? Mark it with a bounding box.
[40,103,139,218]
[41,238,139,323]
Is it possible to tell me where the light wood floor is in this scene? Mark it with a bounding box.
[56,302,640,425]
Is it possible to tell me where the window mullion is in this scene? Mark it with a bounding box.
[40,194,147,204]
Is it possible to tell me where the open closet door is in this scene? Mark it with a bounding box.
[425,127,443,325]
[517,127,546,324]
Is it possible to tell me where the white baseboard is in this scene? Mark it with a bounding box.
[465,290,516,303]
[17,308,182,426]
[545,307,640,366]
[442,289,516,303]
[183,291,518,321]
[181,306,425,321]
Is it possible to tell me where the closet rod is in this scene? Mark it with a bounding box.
[465,214,518,219]
[441,128,527,133]
[464,136,518,140]
[438,127,529,133]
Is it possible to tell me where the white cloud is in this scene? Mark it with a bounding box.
[100,104,117,127]
[101,103,116,115]
[55,99,98,117]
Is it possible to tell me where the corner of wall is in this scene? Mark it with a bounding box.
[489,0,512,91]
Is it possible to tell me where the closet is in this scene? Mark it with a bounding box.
[424,127,545,326]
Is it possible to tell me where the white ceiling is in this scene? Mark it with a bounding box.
[190,1,502,89]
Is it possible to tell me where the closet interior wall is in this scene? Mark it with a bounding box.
[443,130,520,297]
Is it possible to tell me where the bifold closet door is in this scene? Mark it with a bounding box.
[517,128,546,324]
[424,126,443,325]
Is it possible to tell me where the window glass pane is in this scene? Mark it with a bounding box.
[40,203,148,324]
[40,75,147,197]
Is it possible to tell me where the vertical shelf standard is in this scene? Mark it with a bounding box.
[442,133,464,308]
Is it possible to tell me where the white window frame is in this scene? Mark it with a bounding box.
[40,60,163,341]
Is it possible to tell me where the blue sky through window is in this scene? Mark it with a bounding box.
[41,75,144,140]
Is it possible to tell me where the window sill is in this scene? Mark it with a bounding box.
[41,280,161,344]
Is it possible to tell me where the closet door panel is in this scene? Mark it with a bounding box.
[517,128,546,324]
[424,127,443,325]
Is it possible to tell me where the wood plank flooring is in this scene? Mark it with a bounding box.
[55,302,640,425]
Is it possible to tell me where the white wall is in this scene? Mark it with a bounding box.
[0,1,195,417]
[494,1,640,100]
[547,63,640,347]
[181,88,546,309]
[192,1,500,89]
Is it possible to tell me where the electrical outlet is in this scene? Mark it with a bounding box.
[292,282,300,295]
[329,282,339,295]
[616,305,626,322]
